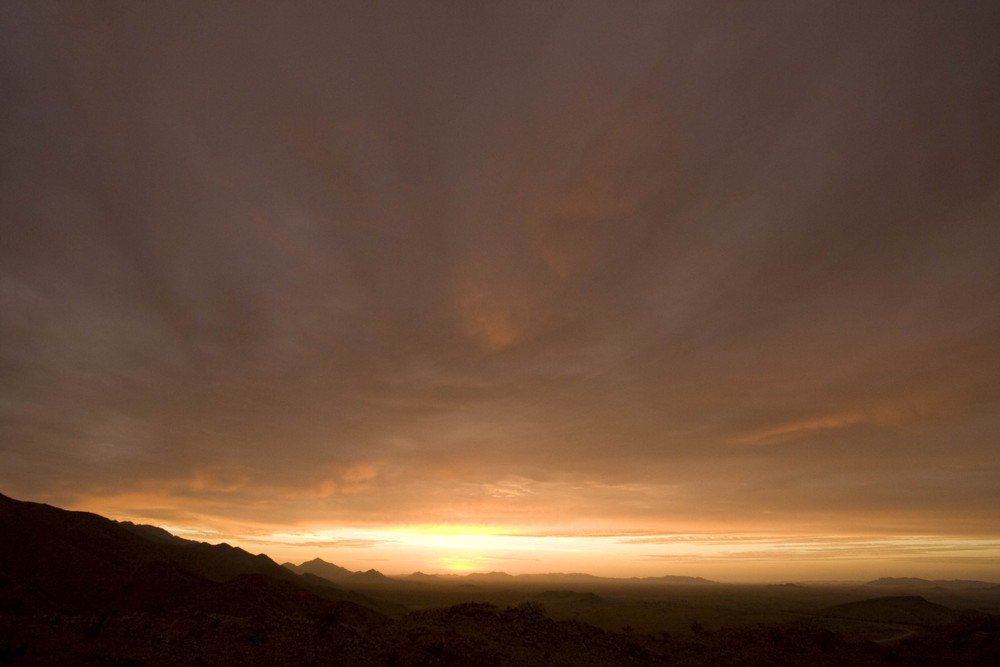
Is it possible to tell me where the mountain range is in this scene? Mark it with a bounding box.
[281,559,719,588]
[2,491,998,665]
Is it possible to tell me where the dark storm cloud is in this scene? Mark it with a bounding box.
[1,1,999,534]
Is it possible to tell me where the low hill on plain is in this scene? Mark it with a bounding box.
[818,595,971,626]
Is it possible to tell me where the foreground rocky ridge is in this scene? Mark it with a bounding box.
[6,598,998,666]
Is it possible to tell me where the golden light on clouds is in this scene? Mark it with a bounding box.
[150,516,1000,582]
[437,557,481,572]
[2,1,999,583]
[66,480,1000,582]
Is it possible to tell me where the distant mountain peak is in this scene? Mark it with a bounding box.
[289,558,354,581]
[302,557,336,566]
[351,568,389,580]
[868,577,929,585]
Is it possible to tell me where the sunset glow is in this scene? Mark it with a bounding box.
[72,497,1000,583]
[2,1,999,584]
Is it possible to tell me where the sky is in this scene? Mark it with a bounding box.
[2,1,999,582]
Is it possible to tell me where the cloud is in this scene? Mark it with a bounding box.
[244,539,392,550]
[1,1,999,579]
[640,535,1000,564]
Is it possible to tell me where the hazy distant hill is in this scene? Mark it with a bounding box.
[463,571,516,583]
[404,571,444,582]
[866,577,999,590]
[388,571,718,586]
[285,562,718,589]
[349,568,396,585]
[631,574,718,585]
[516,572,604,583]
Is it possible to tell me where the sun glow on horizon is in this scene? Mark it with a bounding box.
[154,519,1000,581]
[437,556,484,572]
[60,494,1000,582]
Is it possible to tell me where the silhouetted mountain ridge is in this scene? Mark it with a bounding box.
[283,556,354,580]
[391,570,717,586]
[0,492,387,618]
[349,568,394,584]
[117,520,188,545]
[284,560,718,588]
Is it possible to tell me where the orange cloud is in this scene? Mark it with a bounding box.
[729,393,962,445]
[187,466,252,494]
[457,282,521,351]
[511,100,678,280]
[729,411,868,445]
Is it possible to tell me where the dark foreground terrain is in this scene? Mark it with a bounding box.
[2,493,999,666]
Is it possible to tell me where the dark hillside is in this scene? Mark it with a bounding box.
[819,595,972,626]
[0,492,383,618]
[2,493,999,666]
